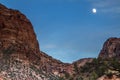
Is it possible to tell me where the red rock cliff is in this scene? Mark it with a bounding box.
[0,4,39,52]
[99,37,120,59]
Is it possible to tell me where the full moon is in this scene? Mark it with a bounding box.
[92,8,97,13]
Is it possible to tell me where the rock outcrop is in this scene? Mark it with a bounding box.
[0,3,76,80]
[73,58,93,67]
[1,3,120,80]
[0,3,39,52]
[99,37,120,59]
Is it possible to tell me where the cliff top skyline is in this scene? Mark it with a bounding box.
[1,0,120,63]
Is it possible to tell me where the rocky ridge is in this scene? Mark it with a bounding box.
[99,37,120,59]
[0,3,75,80]
[0,3,120,80]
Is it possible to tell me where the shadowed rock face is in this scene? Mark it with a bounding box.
[0,3,39,52]
[99,37,120,59]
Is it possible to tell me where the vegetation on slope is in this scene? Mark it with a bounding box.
[73,58,120,80]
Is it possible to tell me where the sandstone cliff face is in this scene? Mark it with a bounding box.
[0,3,39,52]
[0,3,76,80]
[99,38,120,59]
[2,3,120,80]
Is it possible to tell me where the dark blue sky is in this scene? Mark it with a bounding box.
[1,0,120,63]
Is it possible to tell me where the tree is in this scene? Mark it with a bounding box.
[74,63,79,74]
[91,71,98,80]
[76,76,83,80]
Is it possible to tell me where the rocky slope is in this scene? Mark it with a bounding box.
[0,3,76,80]
[0,3,120,80]
[73,58,93,68]
[76,38,120,80]
[97,75,120,80]
[99,37,120,59]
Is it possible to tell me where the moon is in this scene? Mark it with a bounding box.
[92,8,97,13]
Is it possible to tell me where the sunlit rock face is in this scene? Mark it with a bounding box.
[1,3,120,80]
[99,37,120,59]
[0,3,39,52]
[0,4,75,80]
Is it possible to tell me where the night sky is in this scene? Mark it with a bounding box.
[1,0,120,63]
